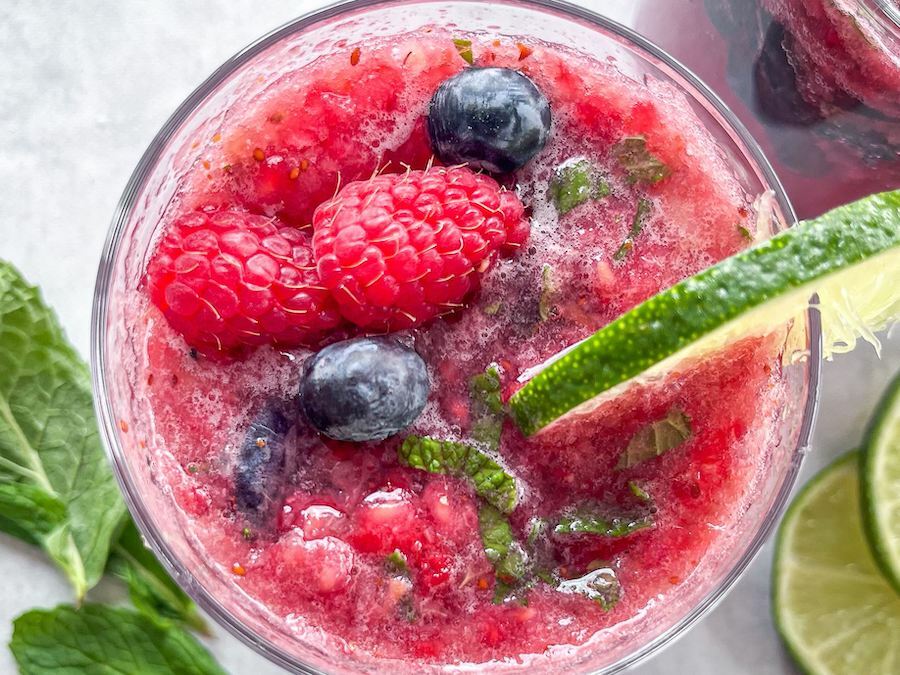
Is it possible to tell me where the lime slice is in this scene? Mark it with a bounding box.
[861,371,900,595]
[510,190,900,436]
[773,453,900,675]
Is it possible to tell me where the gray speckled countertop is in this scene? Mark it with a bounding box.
[1,1,897,673]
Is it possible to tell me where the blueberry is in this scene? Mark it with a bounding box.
[299,337,430,442]
[427,67,552,173]
[234,404,292,518]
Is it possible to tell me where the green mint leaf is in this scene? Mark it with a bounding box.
[10,605,225,675]
[108,519,209,635]
[478,504,529,585]
[549,158,610,215]
[538,264,557,321]
[526,516,549,546]
[618,409,692,469]
[0,261,126,597]
[0,482,67,547]
[469,364,505,450]
[628,480,652,503]
[483,299,503,316]
[614,197,653,261]
[613,135,671,185]
[399,436,517,513]
[386,549,409,575]
[738,224,754,241]
[453,38,474,64]
[554,508,653,537]
[556,566,621,610]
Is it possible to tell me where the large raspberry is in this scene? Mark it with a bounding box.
[146,208,342,356]
[312,166,529,330]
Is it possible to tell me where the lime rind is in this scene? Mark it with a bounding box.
[773,452,900,675]
[510,190,900,436]
[861,371,900,595]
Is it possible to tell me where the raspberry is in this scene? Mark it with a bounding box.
[312,166,529,330]
[146,208,342,356]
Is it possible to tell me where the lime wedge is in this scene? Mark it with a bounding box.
[861,371,900,595]
[773,453,900,675]
[510,190,900,436]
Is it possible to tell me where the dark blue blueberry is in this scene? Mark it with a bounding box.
[427,67,551,173]
[299,337,430,442]
[234,404,291,519]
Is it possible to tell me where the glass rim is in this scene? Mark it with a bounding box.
[90,1,823,672]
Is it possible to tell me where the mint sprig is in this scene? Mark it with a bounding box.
[478,504,529,604]
[399,436,517,513]
[554,509,653,537]
[549,158,610,215]
[0,261,126,597]
[469,365,505,450]
[614,197,653,261]
[10,605,224,675]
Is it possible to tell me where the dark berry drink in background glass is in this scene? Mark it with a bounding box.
[622,0,899,219]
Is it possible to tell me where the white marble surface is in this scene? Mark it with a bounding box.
[1,1,897,673]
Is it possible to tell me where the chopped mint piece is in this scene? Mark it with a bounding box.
[399,436,517,513]
[554,508,653,537]
[628,481,652,503]
[535,568,558,586]
[10,605,225,675]
[0,261,126,598]
[479,504,529,584]
[453,38,474,64]
[483,299,503,316]
[738,224,754,241]
[613,135,671,185]
[549,158,610,215]
[469,365,505,450]
[241,526,253,540]
[618,409,692,469]
[386,549,409,575]
[614,197,653,261]
[527,517,549,546]
[556,567,621,610]
[538,264,557,321]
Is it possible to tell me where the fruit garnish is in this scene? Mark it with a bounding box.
[556,567,621,611]
[234,404,292,521]
[469,364,505,450]
[613,197,654,262]
[299,337,430,442]
[549,158,610,215]
[427,67,552,173]
[554,508,653,537]
[773,452,900,675]
[617,409,692,470]
[613,135,671,185]
[146,208,341,357]
[312,166,528,331]
[478,504,529,585]
[398,436,517,513]
[860,371,900,594]
[510,190,900,436]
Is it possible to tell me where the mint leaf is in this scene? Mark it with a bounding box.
[613,136,671,185]
[0,482,66,547]
[386,549,409,575]
[453,38,474,64]
[554,508,653,537]
[556,566,620,610]
[614,197,653,261]
[469,365,504,449]
[549,158,610,215]
[478,504,528,586]
[0,261,126,597]
[628,480,652,503]
[399,436,517,513]
[618,409,692,469]
[538,264,557,321]
[108,519,209,635]
[10,605,225,675]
